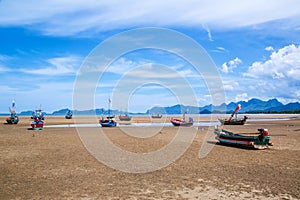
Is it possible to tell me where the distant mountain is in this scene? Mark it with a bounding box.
[226,98,283,113]
[12,98,300,116]
[148,105,200,115]
[19,110,34,116]
[147,98,299,114]
[266,102,300,112]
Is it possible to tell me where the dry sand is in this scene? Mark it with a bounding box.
[0,115,299,199]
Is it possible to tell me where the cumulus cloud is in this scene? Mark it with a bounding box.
[0,0,300,36]
[244,44,300,80]
[244,44,300,101]
[221,57,242,73]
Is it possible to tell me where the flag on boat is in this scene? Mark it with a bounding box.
[235,104,241,113]
[12,100,15,109]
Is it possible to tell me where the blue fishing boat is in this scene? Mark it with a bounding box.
[99,116,117,127]
[65,110,73,119]
[99,98,117,127]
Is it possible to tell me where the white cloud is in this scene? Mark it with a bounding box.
[221,57,242,73]
[211,47,229,54]
[0,0,300,36]
[244,44,300,80]
[22,56,82,75]
[244,44,300,101]
[265,46,274,51]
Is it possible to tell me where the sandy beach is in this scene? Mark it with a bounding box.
[0,115,299,199]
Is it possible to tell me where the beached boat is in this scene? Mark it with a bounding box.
[151,114,163,118]
[171,112,193,127]
[219,104,248,125]
[6,100,19,124]
[99,98,117,127]
[99,116,117,127]
[170,118,193,126]
[30,113,44,130]
[118,114,132,121]
[219,115,248,125]
[65,110,73,119]
[6,113,19,124]
[31,109,45,120]
[214,127,272,149]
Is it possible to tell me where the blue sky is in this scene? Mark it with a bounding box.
[0,0,300,113]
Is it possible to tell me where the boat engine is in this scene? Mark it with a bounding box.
[258,128,269,136]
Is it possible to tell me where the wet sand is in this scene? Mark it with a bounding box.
[0,115,299,199]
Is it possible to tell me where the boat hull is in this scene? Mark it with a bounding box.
[6,117,19,124]
[118,116,132,121]
[100,121,117,127]
[99,117,117,127]
[31,121,44,130]
[215,129,271,149]
[219,116,248,125]
[151,115,162,119]
[170,119,193,127]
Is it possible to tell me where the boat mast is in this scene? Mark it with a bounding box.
[108,98,111,117]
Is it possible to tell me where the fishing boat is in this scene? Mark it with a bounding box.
[99,98,117,127]
[170,112,193,127]
[118,114,132,121]
[30,112,44,130]
[219,104,248,125]
[99,116,117,127]
[219,115,248,125]
[6,100,19,124]
[65,110,73,119]
[31,109,45,120]
[151,114,163,118]
[214,126,272,149]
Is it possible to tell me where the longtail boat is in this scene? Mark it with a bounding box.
[118,114,132,121]
[214,127,273,149]
[219,116,248,125]
[151,114,162,118]
[6,100,19,124]
[171,112,193,127]
[219,104,248,125]
[170,118,193,127]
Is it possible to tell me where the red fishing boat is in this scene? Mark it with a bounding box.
[170,112,193,127]
[30,110,44,130]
